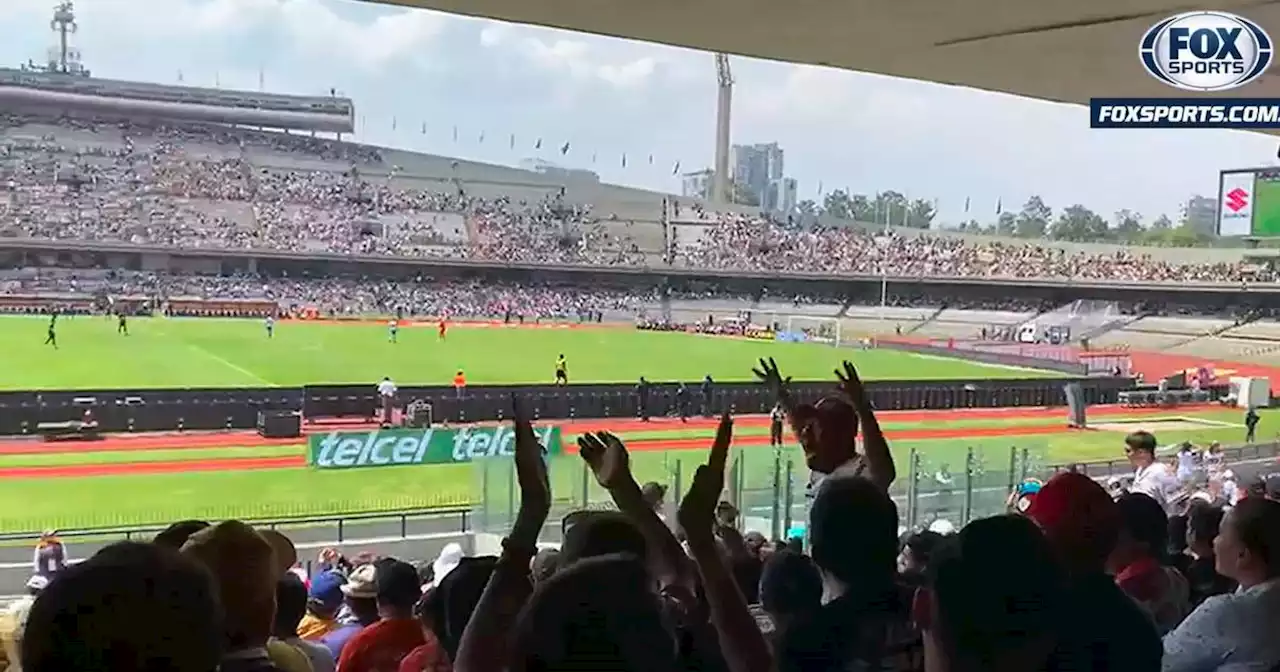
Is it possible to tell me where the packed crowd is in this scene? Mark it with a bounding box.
[0,116,644,265]
[0,115,1273,283]
[674,216,1273,283]
[0,270,650,321]
[2,359,1278,672]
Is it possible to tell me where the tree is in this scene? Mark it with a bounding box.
[874,191,910,226]
[1151,213,1173,230]
[822,189,853,219]
[1114,209,1143,241]
[905,198,937,229]
[1015,196,1051,238]
[796,199,817,217]
[996,211,1017,236]
[1049,204,1108,242]
[850,194,875,222]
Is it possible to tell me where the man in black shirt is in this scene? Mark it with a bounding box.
[636,377,650,422]
[700,375,714,417]
[44,315,57,348]
[117,313,129,336]
[770,403,785,448]
[675,383,689,423]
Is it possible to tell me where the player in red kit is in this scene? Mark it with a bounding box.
[438,319,447,341]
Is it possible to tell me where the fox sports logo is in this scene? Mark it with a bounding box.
[1140,11,1273,92]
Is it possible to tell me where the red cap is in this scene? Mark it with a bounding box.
[1025,472,1120,572]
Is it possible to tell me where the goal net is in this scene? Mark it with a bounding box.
[782,315,845,347]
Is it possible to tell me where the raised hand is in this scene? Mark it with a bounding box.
[835,359,868,406]
[752,357,793,401]
[510,395,550,547]
[677,412,733,544]
[577,431,635,491]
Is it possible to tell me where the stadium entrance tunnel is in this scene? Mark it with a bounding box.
[383,0,1280,126]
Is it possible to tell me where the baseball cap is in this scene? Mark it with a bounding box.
[308,570,346,611]
[341,564,378,599]
[1025,472,1121,572]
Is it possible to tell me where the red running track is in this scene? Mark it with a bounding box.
[0,421,1099,480]
[0,403,1213,457]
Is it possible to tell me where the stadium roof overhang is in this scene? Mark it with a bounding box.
[374,0,1280,110]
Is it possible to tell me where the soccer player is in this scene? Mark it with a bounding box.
[554,354,568,386]
[438,319,447,341]
[116,312,128,336]
[265,315,275,339]
[44,315,57,349]
[388,319,398,344]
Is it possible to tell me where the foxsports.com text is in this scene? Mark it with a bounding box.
[1089,99,1280,129]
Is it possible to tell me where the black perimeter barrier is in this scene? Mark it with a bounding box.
[0,377,1147,436]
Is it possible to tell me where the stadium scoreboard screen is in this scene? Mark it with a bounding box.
[1217,167,1280,237]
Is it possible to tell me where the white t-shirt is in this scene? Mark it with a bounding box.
[1133,462,1179,513]
[377,380,396,397]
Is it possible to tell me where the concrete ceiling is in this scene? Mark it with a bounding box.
[371,0,1280,106]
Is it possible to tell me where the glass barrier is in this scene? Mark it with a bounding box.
[471,441,1150,546]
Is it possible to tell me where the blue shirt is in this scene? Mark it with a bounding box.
[320,623,364,661]
[1162,578,1280,672]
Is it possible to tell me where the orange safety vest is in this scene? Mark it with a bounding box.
[453,374,466,388]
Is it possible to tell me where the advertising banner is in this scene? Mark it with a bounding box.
[307,425,563,470]
[1218,170,1256,237]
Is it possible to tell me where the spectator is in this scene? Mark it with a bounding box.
[1126,432,1179,514]
[915,515,1068,672]
[1180,502,1237,607]
[1025,472,1163,671]
[337,560,426,672]
[429,544,463,590]
[406,556,498,671]
[898,530,946,584]
[275,574,336,672]
[1162,497,1280,671]
[510,554,679,672]
[21,541,221,672]
[754,551,822,645]
[559,511,649,565]
[299,571,348,641]
[322,565,381,661]
[1109,493,1190,634]
[778,475,921,671]
[530,548,560,585]
[154,519,212,549]
[180,520,283,672]
[30,532,67,580]
[0,575,48,672]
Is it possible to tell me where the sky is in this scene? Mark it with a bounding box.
[1,0,1278,226]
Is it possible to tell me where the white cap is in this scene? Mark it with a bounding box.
[26,575,49,591]
[928,519,956,535]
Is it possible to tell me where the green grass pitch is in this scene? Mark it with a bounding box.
[0,315,1088,533]
[0,316,1063,389]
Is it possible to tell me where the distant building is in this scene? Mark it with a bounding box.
[1183,195,1217,235]
[681,168,715,200]
[517,158,599,183]
[729,142,798,213]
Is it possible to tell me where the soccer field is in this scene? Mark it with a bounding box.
[0,315,1092,534]
[0,316,1060,390]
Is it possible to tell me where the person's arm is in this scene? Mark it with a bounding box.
[1160,596,1230,672]
[578,432,696,592]
[678,414,773,672]
[453,397,549,672]
[837,361,895,489]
